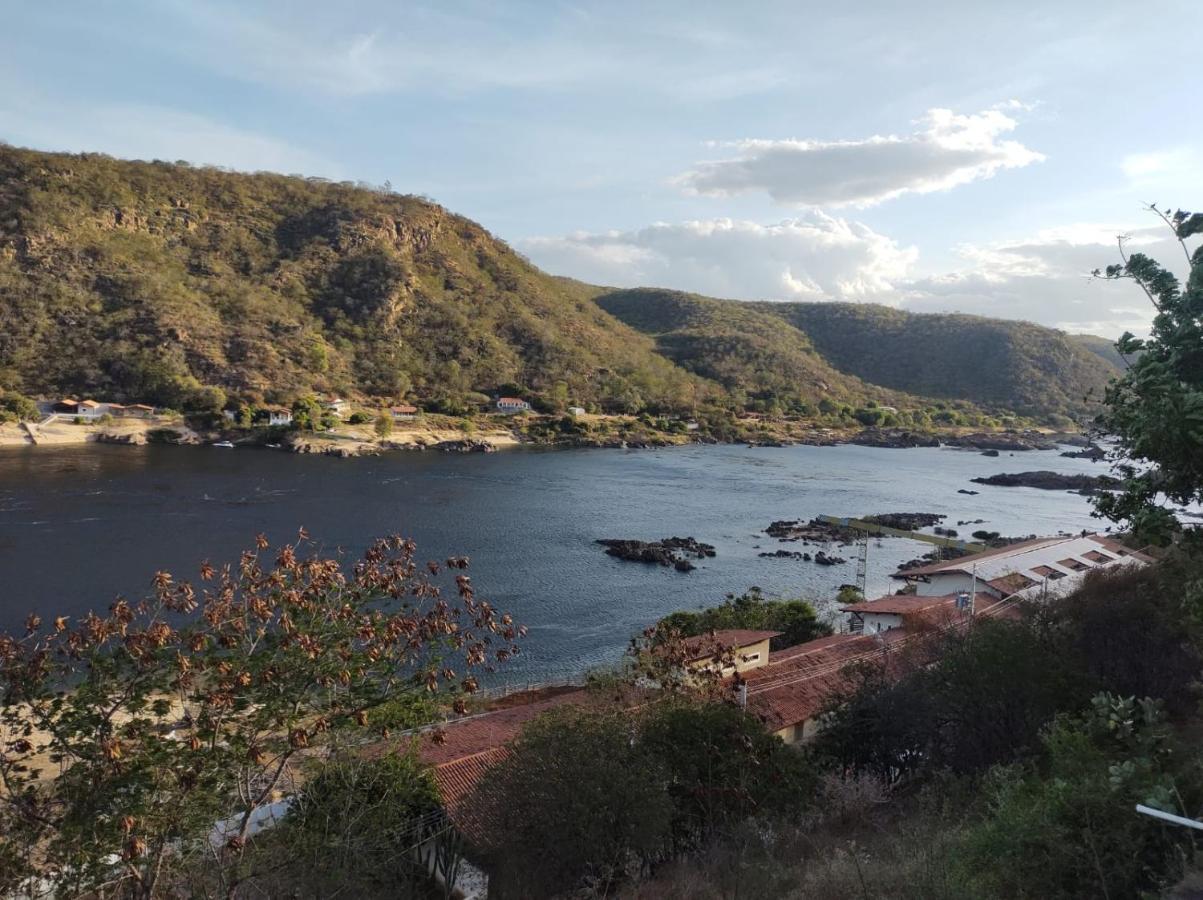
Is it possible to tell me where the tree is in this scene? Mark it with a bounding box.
[1092,205,1203,543]
[470,706,673,899]
[956,694,1203,899]
[374,410,393,439]
[639,699,816,846]
[0,532,522,898]
[264,752,440,895]
[657,589,832,651]
[290,395,324,432]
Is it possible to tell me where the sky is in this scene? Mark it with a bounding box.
[3,1,1201,338]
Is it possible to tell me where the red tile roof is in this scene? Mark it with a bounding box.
[416,691,586,767]
[743,633,889,731]
[497,397,527,404]
[392,405,418,414]
[841,594,960,615]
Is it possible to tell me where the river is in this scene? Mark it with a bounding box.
[0,442,1111,682]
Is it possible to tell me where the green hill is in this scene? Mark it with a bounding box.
[753,302,1121,418]
[1069,333,1131,371]
[590,288,909,413]
[0,146,1120,423]
[0,145,704,414]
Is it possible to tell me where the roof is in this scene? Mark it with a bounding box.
[893,536,1066,577]
[841,594,962,615]
[682,629,780,661]
[78,400,101,408]
[893,534,1152,584]
[497,397,528,404]
[416,691,586,768]
[391,404,418,414]
[742,633,891,731]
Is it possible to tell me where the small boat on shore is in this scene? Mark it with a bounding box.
[212,440,236,449]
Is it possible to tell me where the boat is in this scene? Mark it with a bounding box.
[265,443,281,449]
[212,440,236,448]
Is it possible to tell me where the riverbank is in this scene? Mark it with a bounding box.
[0,412,1092,459]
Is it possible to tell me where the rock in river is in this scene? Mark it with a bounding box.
[596,537,716,571]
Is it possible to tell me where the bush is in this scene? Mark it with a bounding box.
[658,588,832,650]
[347,411,370,424]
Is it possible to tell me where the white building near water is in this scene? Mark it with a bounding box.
[842,533,1155,635]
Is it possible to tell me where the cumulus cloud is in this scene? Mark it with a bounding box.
[522,214,1192,339]
[519,213,918,301]
[899,223,1188,337]
[674,108,1044,207]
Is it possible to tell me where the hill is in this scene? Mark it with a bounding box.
[753,302,1121,419]
[0,146,1119,423]
[0,145,704,414]
[1070,333,1131,371]
[590,288,909,413]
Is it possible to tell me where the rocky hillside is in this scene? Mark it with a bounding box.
[0,146,1120,421]
[757,303,1120,418]
[591,288,911,412]
[0,145,703,413]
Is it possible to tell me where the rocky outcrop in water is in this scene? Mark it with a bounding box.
[970,471,1121,493]
[860,512,945,531]
[1059,443,1106,461]
[596,537,716,571]
[434,439,496,453]
[944,432,1059,451]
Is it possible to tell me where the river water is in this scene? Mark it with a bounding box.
[0,442,1111,681]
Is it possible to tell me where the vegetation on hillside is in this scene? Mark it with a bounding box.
[756,301,1120,421]
[0,146,705,416]
[0,146,1119,425]
[657,588,832,650]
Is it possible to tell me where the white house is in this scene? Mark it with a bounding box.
[391,405,419,421]
[567,406,586,416]
[496,397,531,414]
[324,398,351,418]
[267,408,293,427]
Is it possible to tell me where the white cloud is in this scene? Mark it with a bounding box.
[1121,147,1203,193]
[519,213,917,301]
[522,213,1191,339]
[674,107,1045,207]
[0,100,339,177]
[899,222,1190,337]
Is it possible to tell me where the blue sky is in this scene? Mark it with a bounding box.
[3,0,1201,336]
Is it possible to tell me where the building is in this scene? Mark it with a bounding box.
[892,533,1153,601]
[53,399,104,419]
[266,408,293,427]
[495,397,531,413]
[324,398,351,418]
[391,404,419,421]
[567,406,586,416]
[116,403,155,419]
[682,629,779,677]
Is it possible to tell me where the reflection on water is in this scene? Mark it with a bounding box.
[0,442,1111,680]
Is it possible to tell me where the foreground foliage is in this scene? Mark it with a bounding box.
[0,532,521,898]
[1093,204,1203,543]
